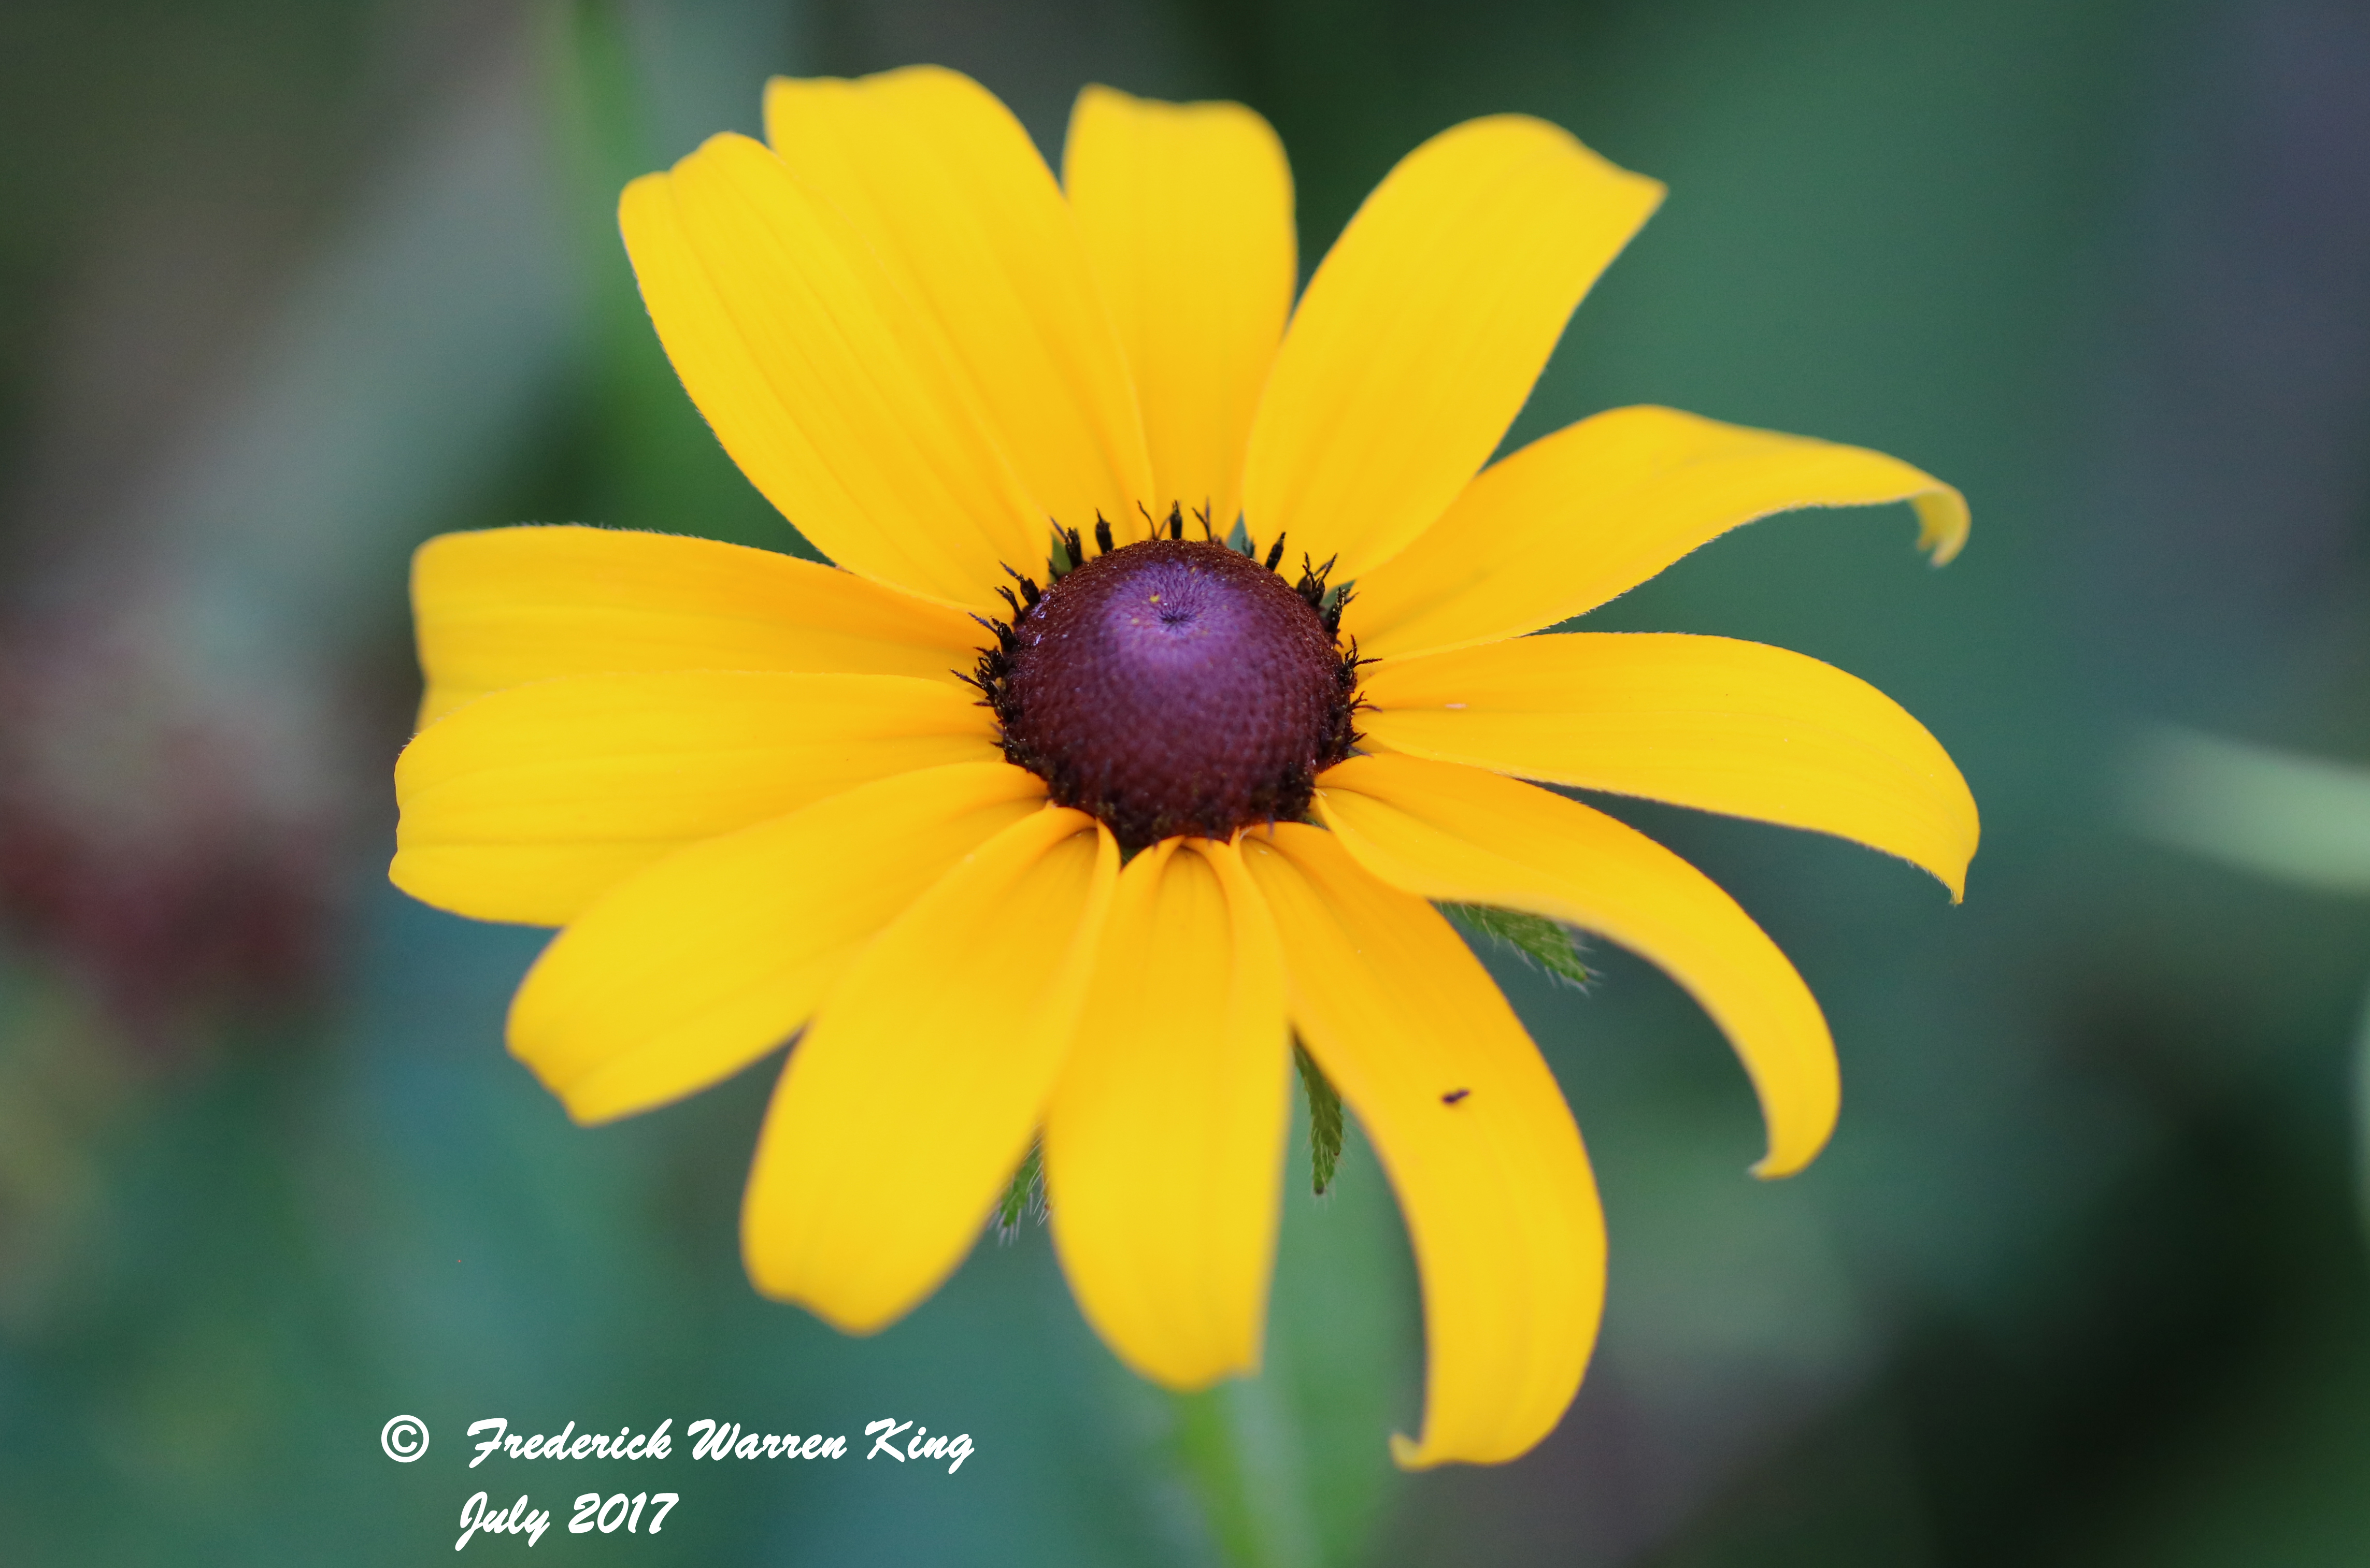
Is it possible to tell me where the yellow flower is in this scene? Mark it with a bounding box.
[391,67,1976,1468]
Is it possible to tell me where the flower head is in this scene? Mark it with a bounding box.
[392,67,1976,1467]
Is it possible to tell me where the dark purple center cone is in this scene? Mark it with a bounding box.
[989,539,1356,851]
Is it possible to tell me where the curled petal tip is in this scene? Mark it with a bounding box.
[1749,1129,1830,1182]
[1915,486,1970,567]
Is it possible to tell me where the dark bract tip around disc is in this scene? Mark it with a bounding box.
[987,538,1355,851]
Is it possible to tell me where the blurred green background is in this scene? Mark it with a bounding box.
[5,0,2370,1562]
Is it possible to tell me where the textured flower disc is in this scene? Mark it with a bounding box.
[989,538,1357,850]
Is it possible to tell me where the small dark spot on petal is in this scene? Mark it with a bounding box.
[1441,1088,1470,1105]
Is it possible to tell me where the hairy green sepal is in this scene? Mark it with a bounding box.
[1294,1042,1345,1197]
[1443,903,1591,987]
[994,1141,1046,1240]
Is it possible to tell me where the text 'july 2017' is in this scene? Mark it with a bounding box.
[443,1414,976,1548]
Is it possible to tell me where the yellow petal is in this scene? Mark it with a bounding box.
[743,806,1118,1332]
[390,672,996,926]
[1312,754,1836,1178]
[1348,405,1969,660]
[508,761,1046,1124]
[765,67,1154,539]
[411,525,985,728]
[1239,823,1603,1467]
[620,135,1041,608]
[1046,838,1290,1388]
[1240,116,1663,581]
[1062,85,1294,535]
[1360,633,1978,898]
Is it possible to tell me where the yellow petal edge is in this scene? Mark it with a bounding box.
[1047,838,1290,1389]
[1315,755,1838,1177]
[1243,824,1605,1467]
[1243,116,1664,582]
[1361,633,1978,899]
[742,807,1119,1334]
[508,761,1047,1125]
[620,134,1041,609]
[391,671,996,926]
[765,66,1154,539]
[412,525,982,728]
[1349,405,1968,662]
[1063,85,1295,537]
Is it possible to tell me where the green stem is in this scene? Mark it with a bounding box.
[1172,1375,1321,1568]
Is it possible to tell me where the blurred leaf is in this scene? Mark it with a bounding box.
[2123,724,2370,894]
[544,0,796,553]
[2357,985,2370,1248]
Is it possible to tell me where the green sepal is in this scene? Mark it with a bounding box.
[1443,903,1590,987]
[1294,1041,1345,1197]
[993,1139,1046,1241]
